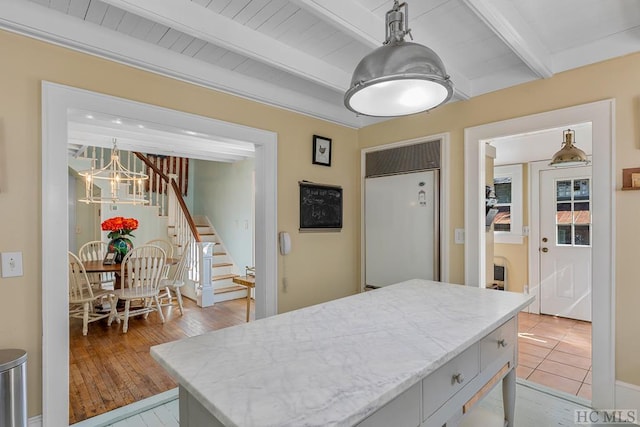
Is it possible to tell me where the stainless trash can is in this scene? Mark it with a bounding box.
[0,349,27,427]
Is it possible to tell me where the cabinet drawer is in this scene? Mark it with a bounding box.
[480,317,516,370]
[357,383,421,427]
[422,343,479,420]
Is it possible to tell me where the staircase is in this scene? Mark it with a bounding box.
[191,215,247,303]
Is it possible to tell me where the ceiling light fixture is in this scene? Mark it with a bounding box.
[78,139,149,205]
[344,0,454,117]
[549,129,590,167]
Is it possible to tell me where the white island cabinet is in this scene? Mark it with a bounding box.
[151,280,533,427]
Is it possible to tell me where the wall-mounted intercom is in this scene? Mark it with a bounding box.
[279,232,291,255]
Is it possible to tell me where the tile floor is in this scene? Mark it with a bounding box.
[517,312,592,400]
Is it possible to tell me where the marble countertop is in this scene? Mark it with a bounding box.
[151,279,534,427]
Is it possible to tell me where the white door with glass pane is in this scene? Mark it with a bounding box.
[539,166,592,321]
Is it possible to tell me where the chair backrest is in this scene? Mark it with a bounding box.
[78,241,108,262]
[68,252,95,301]
[169,240,191,284]
[120,245,167,290]
[145,239,174,259]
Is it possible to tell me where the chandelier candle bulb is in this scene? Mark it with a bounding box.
[78,138,150,205]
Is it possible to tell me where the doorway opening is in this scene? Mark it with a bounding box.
[42,82,278,426]
[488,124,593,399]
[464,100,615,408]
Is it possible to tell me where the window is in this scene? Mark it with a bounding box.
[493,176,512,232]
[555,178,591,247]
[493,164,523,244]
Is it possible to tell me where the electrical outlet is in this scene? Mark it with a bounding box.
[1,252,24,278]
[454,228,465,244]
[523,226,530,236]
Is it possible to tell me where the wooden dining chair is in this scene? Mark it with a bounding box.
[68,252,114,336]
[78,240,115,290]
[146,238,176,301]
[145,239,174,259]
[108,245,167,333]
[159,241,191,315]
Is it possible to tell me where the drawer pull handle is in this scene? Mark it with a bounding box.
[498,339,507,348]
[452,373,465,384]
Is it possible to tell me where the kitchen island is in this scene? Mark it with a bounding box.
[151,279,533,426]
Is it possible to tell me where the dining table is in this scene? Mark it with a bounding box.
[83,258,179,290]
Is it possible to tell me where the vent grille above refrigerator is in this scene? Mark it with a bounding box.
[365,140,441,178]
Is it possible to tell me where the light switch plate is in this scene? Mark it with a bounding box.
[454,229,465,244]
[1,252,24,278]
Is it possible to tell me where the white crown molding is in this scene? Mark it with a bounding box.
[0,0,374,128]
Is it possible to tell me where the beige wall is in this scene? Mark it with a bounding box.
[359,53,640,385]
[0,30,359,417]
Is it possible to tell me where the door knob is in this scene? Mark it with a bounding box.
[541,247,549,253]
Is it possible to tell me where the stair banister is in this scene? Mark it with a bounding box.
[133,152,201,242]
[134,152,217,307]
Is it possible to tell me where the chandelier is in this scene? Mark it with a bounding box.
[344,1,453,117]
[78,139,149,205]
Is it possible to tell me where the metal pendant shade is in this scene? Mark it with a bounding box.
[549,129,590,167]
[344,1,453,117]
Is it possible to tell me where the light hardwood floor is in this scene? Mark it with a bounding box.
[69,297,251,425]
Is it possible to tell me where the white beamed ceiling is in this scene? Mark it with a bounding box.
[3,0,640,129]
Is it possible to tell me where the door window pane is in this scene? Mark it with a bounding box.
[574,202,591,224]
[575,225,591,246]
[557,180,572,201]
[574,179,590,200]
[556,203,572,224]
[557,225,572,245]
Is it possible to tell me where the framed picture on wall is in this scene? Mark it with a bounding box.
[312,135,332,167]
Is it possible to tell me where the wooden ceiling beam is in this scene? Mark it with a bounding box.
[462,0,554,79]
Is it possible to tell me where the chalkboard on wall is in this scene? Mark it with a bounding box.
[299,182,343,231]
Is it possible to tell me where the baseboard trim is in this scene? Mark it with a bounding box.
[516,377,591,408]
[616,381,640,425]
[70,388,179,427]
[28,415,42,426]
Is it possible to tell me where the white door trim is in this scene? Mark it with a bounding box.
[464,99,615,408]
[41,81,278,426]
[360,133,451,289]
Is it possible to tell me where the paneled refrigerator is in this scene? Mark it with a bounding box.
[365,170,439,287]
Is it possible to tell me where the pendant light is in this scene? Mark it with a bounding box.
[549,129,590,167]
[344,1,454,117]
[78,139,149,205]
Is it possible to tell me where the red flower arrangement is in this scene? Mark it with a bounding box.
[101,216,139,240]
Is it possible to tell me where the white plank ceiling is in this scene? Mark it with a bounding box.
[2,0,640,129]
